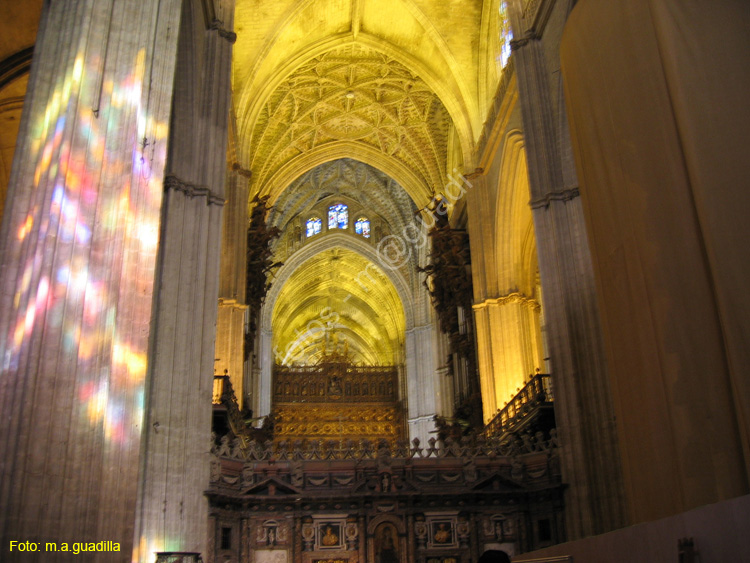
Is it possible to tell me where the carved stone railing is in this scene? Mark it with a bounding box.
[210,430,558,463]
[273,363,399,403]
[484,373,554,438]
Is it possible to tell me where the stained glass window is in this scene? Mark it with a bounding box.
[328,204,348,230]
[306,217,322,237]
[355,217,370,238]
[498,1,513,70]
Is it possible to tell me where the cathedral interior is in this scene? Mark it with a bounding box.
[0,1,749,562]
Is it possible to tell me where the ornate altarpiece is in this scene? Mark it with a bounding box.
[271,352,406,444]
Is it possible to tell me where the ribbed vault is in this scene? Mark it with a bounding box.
[272,247,405,366]
[269,158,417,236]
[246,44,451,205]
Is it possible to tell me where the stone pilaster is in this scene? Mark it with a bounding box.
[256,328,273,418]
[509,0,626,538]
[0,1,182,558]
[465,173,497,302]
[215,163,250,405]
[405,323,445,443]
[473,293,543,422]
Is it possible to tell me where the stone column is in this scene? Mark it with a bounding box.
[0,0,181,557]
[508,0,626,538]
[560,0,750,525]
[405,323,443,442]
[133,2,235,560]
[215,163,250,405]
[256,327,273,418]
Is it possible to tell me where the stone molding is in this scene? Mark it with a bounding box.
[474,58,516,165]
[529,187,580,210]
[522,0,556,37]
[0,46,33,90]
[164,174,225,206]
[473,292,540,311]
[218,298,248,311]
[210,19,236,44]
[510,30,538,52]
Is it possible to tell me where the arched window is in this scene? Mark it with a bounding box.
[355,217,370,238]
[328,204,348,230]
[498,1,513,70]
[306,217,322,237]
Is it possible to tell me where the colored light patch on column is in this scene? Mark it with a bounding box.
[17,216,33,240]
[113,344,147,382]
[3,45,171,460]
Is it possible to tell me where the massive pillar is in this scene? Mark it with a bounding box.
[561,0,750,525]
[133,0,234,560]
[0,0,182,558]
[509,0,626,538]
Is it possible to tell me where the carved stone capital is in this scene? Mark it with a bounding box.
[164,174,225,206]
[529,187,580,209]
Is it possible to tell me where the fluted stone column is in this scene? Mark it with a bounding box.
[133,2,234,560]
[509,0,626,538]
[215,164,250,405]
[0,1,182,558]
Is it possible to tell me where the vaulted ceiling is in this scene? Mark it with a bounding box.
[233,0,490,208]
[237,0,496,367]
[272,247,405,366]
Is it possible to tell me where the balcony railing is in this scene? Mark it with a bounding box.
[484,372,554,437]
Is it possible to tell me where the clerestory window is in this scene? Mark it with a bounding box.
[355,217,370,238]
[328,204,348,230]
[306,217,322,237]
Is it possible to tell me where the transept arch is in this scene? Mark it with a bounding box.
[262,142,432,211]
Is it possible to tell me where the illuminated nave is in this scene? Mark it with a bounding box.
[0,1,749,562]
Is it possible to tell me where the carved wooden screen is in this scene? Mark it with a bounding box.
[272,355,405,444]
